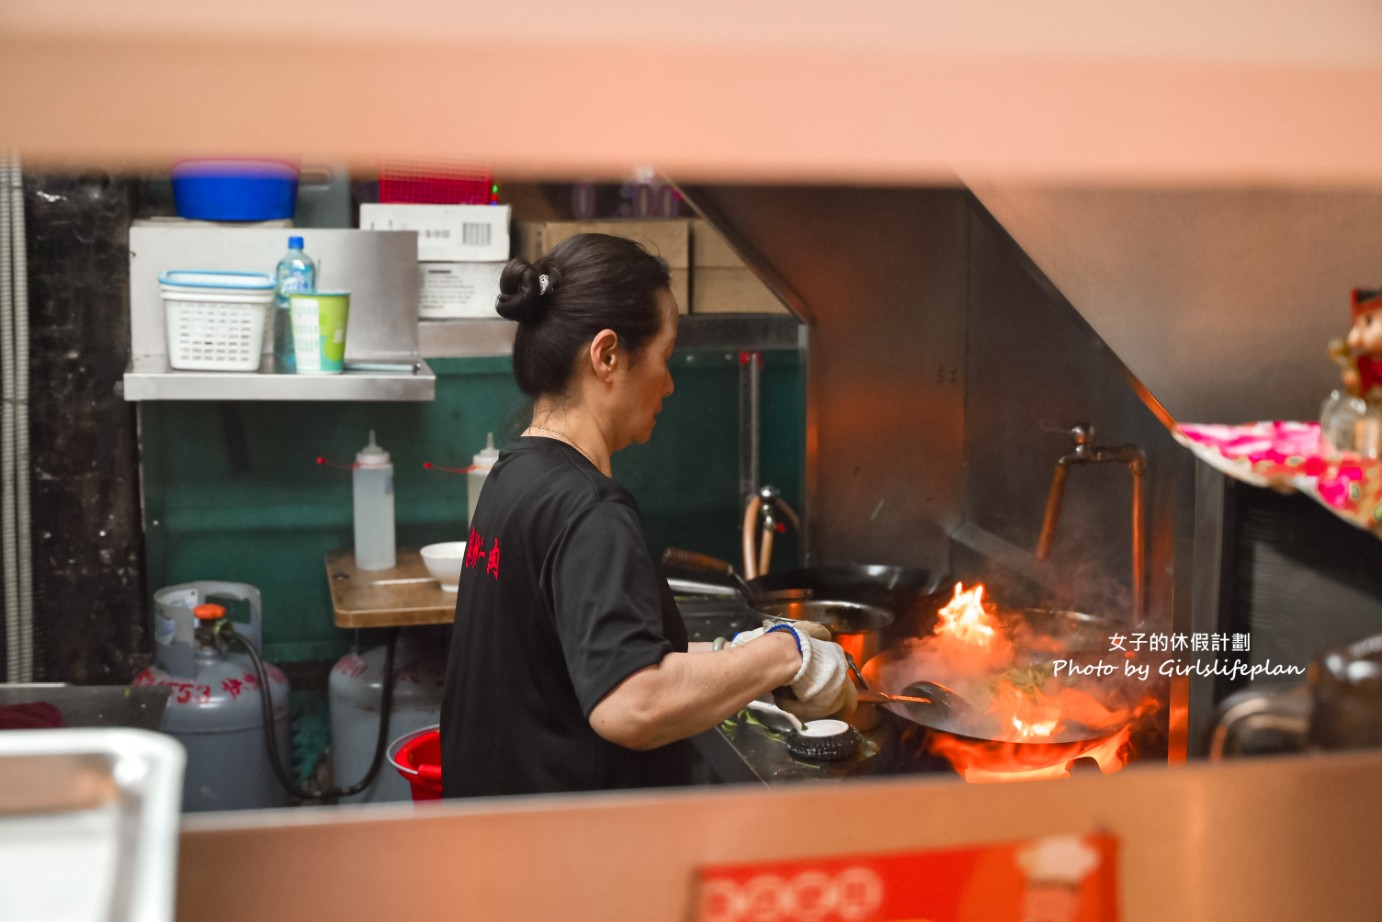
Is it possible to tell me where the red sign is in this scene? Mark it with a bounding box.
[694,833,1118,922]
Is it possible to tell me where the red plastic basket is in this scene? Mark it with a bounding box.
[378,159,493,205]
[387,726,443,801]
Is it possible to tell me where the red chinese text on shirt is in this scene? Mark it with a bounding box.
[465,528,501,579]
[485,538,501,579]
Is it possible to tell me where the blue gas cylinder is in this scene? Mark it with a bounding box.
[328,627,446,803]
[134,582,293,812]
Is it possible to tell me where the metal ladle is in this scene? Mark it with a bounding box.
[845,645,977,736]
[857,680,975,721]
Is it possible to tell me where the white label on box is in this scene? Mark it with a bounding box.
[418,262,506,318]
[360,204,511,262]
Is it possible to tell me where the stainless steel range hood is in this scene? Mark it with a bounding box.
[681,185,972,575]
[963,182,1382,423]
[682,183,1179,602]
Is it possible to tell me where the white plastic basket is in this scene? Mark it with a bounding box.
[159,270,276,372]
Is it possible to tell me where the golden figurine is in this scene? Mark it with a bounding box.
[1323,289,1382,457]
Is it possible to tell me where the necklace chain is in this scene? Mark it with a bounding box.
[528,423,601,469]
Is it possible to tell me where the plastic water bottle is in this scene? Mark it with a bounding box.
[467,433,499,527]
[273,236,316,373]
[353,431,396,571]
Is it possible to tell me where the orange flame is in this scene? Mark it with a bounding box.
[992,682,1062,741]
[934,582,999,649]
[890,580,1159,782]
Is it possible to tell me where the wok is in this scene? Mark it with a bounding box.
[872,679,1109,748]
[860,607,1149,748]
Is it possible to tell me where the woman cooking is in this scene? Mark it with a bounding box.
[440,233,855,797]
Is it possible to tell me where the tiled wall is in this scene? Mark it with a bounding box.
[138,351,805,664]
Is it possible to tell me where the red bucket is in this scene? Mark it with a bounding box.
[387,725,443,801]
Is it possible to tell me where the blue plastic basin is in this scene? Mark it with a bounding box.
[171,159,299,222]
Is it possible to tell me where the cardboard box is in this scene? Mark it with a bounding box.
[360,204,511,262]
[515,219,690,313]
[417,261,505,319]
[690,219,790,315]
[692,218,743,269]
[691,268,790,315]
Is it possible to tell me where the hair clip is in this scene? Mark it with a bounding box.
[539,274,551,296]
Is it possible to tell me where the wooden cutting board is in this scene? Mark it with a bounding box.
[326,548,457,628]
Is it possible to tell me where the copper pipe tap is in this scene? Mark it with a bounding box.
[741,485,800,579]
[1034,424,1147,626]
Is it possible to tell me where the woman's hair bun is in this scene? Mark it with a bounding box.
[495,258,559,324]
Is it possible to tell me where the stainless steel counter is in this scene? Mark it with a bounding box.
[693,711,900,787]
[0,685,169,731]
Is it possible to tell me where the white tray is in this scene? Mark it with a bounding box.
[0,729,185,922]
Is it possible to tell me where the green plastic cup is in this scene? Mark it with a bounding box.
[288,291,350,374]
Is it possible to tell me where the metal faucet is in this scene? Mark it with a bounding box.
[1034,424,1147,626]
[742,485,800,579]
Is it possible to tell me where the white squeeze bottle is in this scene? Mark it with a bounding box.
[353,431,396,570]
[467,433,499,526]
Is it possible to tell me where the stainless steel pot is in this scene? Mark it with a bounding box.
[755,598,895,666]
[663,548,902,663]
[741,564,949,638]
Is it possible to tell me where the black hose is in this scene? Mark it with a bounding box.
[224,625,398,805]
[329,627,399,801]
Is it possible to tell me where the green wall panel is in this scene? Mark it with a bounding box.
[139,349,803,663]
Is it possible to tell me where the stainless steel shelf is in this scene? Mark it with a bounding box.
[121,357,436,401]
[419,313,803,358]
[126,225,433,402]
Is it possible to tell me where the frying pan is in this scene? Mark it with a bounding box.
[663,548,948,636]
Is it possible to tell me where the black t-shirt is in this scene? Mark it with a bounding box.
[439,437,691,797]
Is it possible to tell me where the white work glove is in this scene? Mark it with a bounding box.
[729,618,832,647]
[732,620,857,721]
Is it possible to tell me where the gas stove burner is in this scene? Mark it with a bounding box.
[787,720,861,762]
[742,700,864,763]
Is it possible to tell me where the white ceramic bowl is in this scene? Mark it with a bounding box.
[420,542,466,592]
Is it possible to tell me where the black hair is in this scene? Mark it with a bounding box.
[495,233,672,399]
